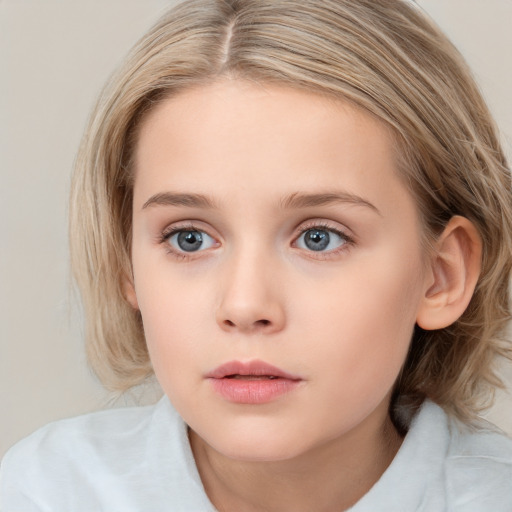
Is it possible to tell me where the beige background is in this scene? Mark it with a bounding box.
[1,0,511,458]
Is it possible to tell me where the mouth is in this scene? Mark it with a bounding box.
[225,374,280,380]
[206,359,301,381]
[206,360,302,404]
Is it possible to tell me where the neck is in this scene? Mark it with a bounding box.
[189,405,403,512]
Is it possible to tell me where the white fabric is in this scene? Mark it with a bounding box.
[2,397,512,511]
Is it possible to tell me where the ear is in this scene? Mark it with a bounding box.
[123,274,139,310]
[416,216,482,330]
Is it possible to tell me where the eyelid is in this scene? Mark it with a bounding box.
[294,219,354,240]
[160,221,217,241]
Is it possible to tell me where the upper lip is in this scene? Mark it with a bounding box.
[206,359,302,380]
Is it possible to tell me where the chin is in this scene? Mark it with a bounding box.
[200,425,314,463]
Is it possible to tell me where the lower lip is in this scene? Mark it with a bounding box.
[209,377,301,404]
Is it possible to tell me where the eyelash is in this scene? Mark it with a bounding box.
[158,221,354,260]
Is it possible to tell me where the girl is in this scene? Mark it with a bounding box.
[2,0,512,510]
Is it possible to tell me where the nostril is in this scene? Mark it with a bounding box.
[222,318,271,329]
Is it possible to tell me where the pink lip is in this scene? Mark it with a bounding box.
[206,360,302,404]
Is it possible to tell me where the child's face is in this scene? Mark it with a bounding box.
[129,80,430,461]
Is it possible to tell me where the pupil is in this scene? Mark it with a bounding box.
[305,230,330,251]
[177,231,203,252]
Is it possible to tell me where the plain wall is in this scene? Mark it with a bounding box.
[1,0,511,458]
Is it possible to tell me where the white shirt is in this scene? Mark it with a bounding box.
[2,397,512,511]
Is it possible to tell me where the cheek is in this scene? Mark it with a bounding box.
[131,260,207,381]
[138,284,205,345]
[290,271,421,437]
[293,247,424,390]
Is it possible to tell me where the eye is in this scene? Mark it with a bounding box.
[295,227,348,252]
[167,229,216,253]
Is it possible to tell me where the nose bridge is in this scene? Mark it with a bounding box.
[216,238,285,334]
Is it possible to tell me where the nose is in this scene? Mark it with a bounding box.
[216,248,286,335]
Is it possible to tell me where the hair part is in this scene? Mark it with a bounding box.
[70,0,512,424]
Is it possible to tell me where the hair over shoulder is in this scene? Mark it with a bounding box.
[70,0,512,425]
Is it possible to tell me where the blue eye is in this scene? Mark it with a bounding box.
[296,228,348,252]
[167,230,216,252]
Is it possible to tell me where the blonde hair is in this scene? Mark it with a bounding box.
[70,0,512,424]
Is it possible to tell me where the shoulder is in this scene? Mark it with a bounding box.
[391,400,512,511]
[0,403,154,509]
[0,398,213,511]
[444,410,512,511]
[2,401,158,473]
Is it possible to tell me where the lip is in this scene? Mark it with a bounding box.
[206,360,303,404]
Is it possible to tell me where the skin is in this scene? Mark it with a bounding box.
[126,80,477,511]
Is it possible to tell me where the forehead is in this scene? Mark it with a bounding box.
[132,80,413,217]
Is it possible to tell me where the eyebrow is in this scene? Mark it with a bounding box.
[280,191,381,215]
[141,190,380,215]
[142,192,217,210]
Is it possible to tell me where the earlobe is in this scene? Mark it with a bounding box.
[416,216,482,330]
[123,275,139,310]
